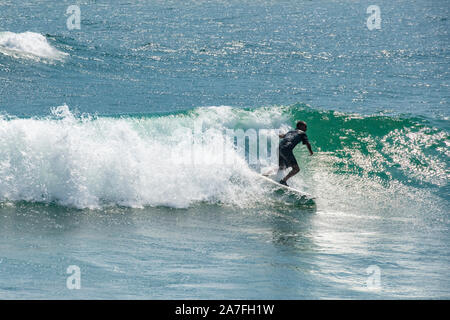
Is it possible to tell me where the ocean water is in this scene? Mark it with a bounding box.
[0,0,449,299]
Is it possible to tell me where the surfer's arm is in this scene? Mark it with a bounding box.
[306,142,313,155]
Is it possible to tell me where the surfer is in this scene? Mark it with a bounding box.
[278,121,313,186]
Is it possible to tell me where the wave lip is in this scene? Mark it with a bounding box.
[0,31,68,61]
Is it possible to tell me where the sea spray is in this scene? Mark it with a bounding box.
[0,105,271,208]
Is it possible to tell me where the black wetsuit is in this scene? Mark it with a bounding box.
[278,130,309,168]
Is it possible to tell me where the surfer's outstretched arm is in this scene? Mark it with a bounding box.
[306,142,313,155]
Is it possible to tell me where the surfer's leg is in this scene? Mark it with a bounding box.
[280,164,299,183]
[278,147,286,170]
[280,150,299,184]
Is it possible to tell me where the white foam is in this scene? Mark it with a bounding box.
[0,105,271,209]
[0,31,68,61]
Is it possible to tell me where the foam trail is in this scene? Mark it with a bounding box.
[0,31,68,61]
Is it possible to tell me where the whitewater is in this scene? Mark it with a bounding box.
[0,31,68,61]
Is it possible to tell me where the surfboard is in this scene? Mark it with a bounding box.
[259,173,315,199]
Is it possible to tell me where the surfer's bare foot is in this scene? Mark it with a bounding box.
[279,180,288,186]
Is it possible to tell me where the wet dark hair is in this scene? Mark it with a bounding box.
[296,121,307,131]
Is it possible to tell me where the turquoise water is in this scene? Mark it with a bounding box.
[0,0,449,299]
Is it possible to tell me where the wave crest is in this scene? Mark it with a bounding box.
[0,31,68,61]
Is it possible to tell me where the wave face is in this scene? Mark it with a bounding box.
[0,104,448,213]
[0,31,68,61]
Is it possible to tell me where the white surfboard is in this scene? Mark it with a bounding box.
[259,172,315,199]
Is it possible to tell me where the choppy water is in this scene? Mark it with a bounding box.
[0,0,449,299]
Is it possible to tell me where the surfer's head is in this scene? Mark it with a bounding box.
[296,121,307,131]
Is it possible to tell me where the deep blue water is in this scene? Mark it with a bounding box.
[0,0,449,299]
